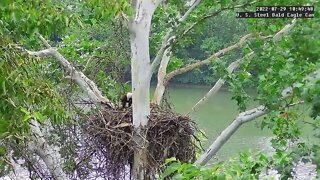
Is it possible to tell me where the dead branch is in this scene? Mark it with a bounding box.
[18,33,114,108]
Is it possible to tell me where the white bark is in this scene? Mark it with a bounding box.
[195,105,267,165]
[187,19,297,116]
[27,119,67,179]
[151,0,205,105]
[186,54,253,116]
[129,1,159,179]
[150,0,202,72]
[19,34,113,108]
[130,0,155,127]
[18,34,117,179]
[152,1,262,105]
[150,32,173,72]
[152,48,171,104]
[195,65,320,165]
[178,0,202,22]
[273,19,297,42]
[152,33,258,105]
[166,33,259,81]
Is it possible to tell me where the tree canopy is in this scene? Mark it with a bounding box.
[0,0,319,179]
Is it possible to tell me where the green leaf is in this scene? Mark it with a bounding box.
[164,157,177,164]
[220,0,227,8]
[211,163,222,172]
[161,162,181,178]
[0,146,6,156]
[64,16,70,26]
[76,18,83,28]
[33,111,45,123]
[23,114,32,122]
[20,107,29,115]
[2,81,6,95]
[177,163,193,173]
[230,164,241,176]
[172,173,183,179]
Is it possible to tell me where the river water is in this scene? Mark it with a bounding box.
[164,85,315,160]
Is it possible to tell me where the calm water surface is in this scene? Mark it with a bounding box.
[162,85,314,161]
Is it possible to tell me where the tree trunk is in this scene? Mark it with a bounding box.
[129,1,158,179]
[130,21,152,180]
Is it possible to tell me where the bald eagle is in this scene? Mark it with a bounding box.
[120,92,132,109]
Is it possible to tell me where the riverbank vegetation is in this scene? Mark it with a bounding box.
[0,0,319,179]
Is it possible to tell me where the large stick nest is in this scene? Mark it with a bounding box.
[84,105,199,179]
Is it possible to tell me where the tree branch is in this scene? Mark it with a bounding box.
[150,0,202,72]
[152,48,171,104]
[195,56,319,166]
[151,0,260,73]
[180,0,260,39]
[273,18,297,41]
[187,19,297,116]
[27,119,67,179]
[36,32,51,48]
[19,33,114,108]
[179,0,202,22]
[165,33,259,82]
[186,52,255,116]
[18,48,52,57]
[195,105,268,165]
[194,19,299,165]
[151,1,262,105]
[150,33,174,72]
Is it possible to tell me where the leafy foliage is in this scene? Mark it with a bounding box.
[57,20,131,102]
[0,39,67,176]
[0,0,71,40]
[161,153,274,179]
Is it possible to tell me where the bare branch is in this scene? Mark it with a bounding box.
[152,48,171,104]
[151,32,172,72]
[151,0,202,72]
[195,105,268,165]
[151,0,260,73]
[151,1,261,104]
[273,18,297,41]
[187,19,297,116]
[194,19,300,165]
[35,32,51,48]
[179,0,202,22]
[27,119,67,179]
[20,35,114,108]
[186,52,255,116]
[195,64,320,165]
[17,47,53,57]
[165,33,259,82]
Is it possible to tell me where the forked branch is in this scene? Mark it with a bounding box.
[19,33,114,108]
